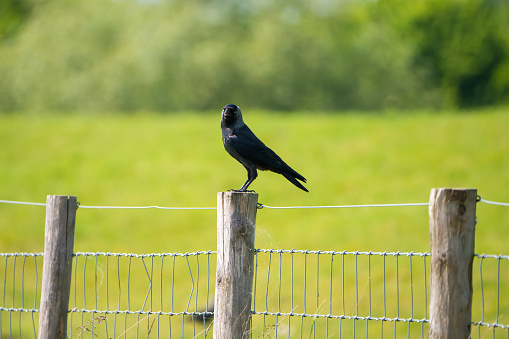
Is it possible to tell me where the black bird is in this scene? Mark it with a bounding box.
[221,104,308,192]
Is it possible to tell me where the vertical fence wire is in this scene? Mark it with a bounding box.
[250,250,509,338]
[0,253,43,338]
[0,251,508,338]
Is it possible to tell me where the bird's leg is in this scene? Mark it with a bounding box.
[238,167,257,192]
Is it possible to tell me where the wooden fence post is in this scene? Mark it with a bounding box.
[214,191,258,339]
[38,195,77,339]
[428,188,477,339]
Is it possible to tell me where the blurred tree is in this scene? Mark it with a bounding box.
[0,0,33,41]
[411,0,509,107]
[0,0,508,112]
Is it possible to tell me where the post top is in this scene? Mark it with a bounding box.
[218,191,258,195]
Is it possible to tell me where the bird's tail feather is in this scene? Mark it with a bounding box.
[282,172,309,192]
[282,165,307,183]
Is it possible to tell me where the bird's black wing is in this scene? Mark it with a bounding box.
[228,125,282,167]
[229,125,306,182]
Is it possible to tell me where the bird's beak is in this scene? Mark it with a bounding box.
[223,109,233,119]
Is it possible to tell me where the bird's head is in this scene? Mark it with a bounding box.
[221,104,244,128]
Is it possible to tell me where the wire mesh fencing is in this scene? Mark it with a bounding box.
[0,253,42,339]
[1,251,217,339]
[251,250,430,338]
[251,250,509,338]
[1,249,508,338]
[68,251,216,339]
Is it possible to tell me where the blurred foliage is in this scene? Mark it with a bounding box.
[0,0,508,112]
[0,0,33,41]
[411,0,509,108]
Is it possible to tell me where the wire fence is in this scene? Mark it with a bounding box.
[0,198,508,338]
[1,250,508,338]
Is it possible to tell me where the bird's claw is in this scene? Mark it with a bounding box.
[227,189,256,193]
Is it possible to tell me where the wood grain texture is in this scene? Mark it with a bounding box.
[38,195,77,339]
[214,191,258,339]
[428,188,476,339]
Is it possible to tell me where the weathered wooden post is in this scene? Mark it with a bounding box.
[428,188,477,338]
[214,191,258,339]
[38,195,77,339]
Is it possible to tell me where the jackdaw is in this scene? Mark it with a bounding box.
[221,104,308,192]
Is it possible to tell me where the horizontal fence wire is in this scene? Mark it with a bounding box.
[68,251,216,339]
[1,251,508,338]
[252,250,509,339]
[1,197,508,338]
[0,252,42,339]
[1,197,509,209]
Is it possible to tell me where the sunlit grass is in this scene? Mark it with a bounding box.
[0,109,508,337]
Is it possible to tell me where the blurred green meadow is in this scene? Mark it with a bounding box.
[1,109,508,253]
[1,109,508,337]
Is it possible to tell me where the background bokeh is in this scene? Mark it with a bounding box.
[1,0,509,112]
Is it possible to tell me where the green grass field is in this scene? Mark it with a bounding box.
[1,109,508,337]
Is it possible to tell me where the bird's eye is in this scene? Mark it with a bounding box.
[223,105,238,116]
